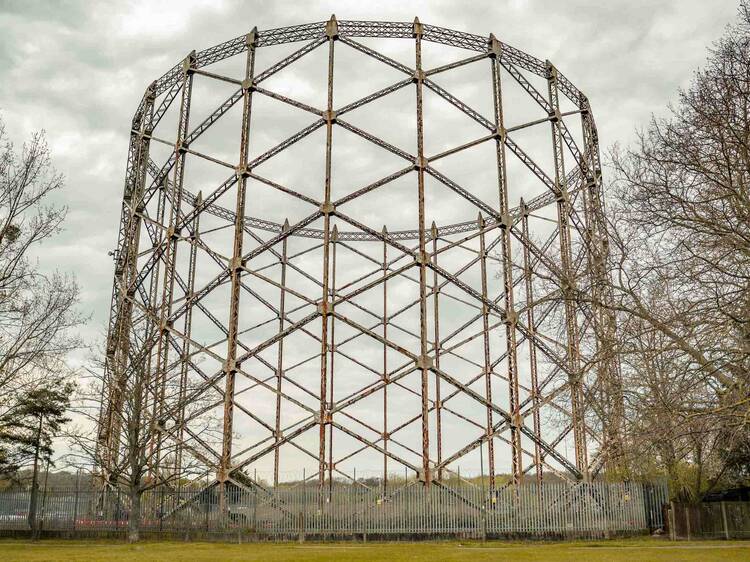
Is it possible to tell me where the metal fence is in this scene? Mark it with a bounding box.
[668,502,750,540]
[0,480,665,540]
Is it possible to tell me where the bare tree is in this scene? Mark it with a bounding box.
[0,117,82,477]
[68,349,221,542]
[614,285,738,500]
[586,2,750,498]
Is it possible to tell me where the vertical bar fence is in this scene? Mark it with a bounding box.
[0,479,670,540]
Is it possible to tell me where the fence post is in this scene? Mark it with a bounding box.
[363,483,368,542]
[669,501,676,541]
[721,501,729,540]
[72,471,80,532]
[205,492,209,532]
[253,488,258,535]
[116,487,121,532]
[480,445,487,541]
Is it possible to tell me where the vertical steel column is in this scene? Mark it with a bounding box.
[144,179,166,477]
[153,51,195,477]
[521,200,543,488]
[318,15,338,491]
[175,194,200,484]
[381,225,389,494]
[148,179,168,371]
[220,31,257,495]
[102,83,156,479]
[431,223,443,482]
[478,214,496,492]
[147,179,168,383]
[490,35,522,486]
[413,17,431,486]
[327,225,338,497]
[273,219,289,488]
[579,97,624,473]
[546,60,588,478]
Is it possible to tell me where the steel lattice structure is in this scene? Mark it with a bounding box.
[98,17,624,504]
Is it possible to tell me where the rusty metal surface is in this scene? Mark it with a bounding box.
[98,16,624,507]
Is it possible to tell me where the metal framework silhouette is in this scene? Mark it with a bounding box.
[97,16,623,504]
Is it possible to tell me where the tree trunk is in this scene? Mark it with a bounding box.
[27,415,43,537]
[128,488,141,543]
[27,479,38,537]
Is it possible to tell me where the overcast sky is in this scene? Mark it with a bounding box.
[0,0,739,347]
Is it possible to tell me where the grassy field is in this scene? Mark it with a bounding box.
[0,538,748,561]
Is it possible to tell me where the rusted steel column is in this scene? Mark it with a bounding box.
[579,96,624,474]
[175,190,199,485]
[318,15,338,491]
[153,51,196,477]
[101,82,156,480]
[145,180,167,424]
[546,60,588,479]
[489,35,523,486]
[431,223,443,482]
[273,219,289,489]
[141,179,166,483]
[381,225,389,494]
[521,200,543,489]
[220,31,257,497]
[327,225,338,497]
[478,214,496,492]
[413,17,431,487]
[144,176,169,478]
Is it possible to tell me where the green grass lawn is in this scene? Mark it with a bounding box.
[0,538,748,562]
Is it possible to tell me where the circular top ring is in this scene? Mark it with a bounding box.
[136,18,593,241]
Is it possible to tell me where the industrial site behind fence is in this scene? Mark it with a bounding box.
[0,479,667,540]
